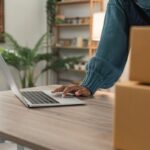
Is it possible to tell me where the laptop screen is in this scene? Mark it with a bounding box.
[0,54,27,105]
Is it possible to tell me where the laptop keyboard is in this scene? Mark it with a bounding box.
[21,91,59,104]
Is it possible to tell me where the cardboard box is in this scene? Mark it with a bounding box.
[114,81,150,150]
[129,27,150,83]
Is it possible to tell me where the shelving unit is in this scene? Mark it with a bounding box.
[57,0,103,5]
[54,0,104,84]
[55,0,104,55]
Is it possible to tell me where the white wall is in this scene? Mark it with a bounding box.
[5,0,47,47]
[0,0,47,90]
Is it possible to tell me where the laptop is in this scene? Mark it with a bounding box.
[0,55,85,108]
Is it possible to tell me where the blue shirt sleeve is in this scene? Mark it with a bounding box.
[81,0,130,94]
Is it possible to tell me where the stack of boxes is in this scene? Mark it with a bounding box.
[114,27,150,150]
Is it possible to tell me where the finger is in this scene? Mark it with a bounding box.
[63,86,81,96]
[63,86,78,95]
[75,88,91,97]
[52,86,66,93]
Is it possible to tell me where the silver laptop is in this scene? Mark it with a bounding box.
[0,55,85,108]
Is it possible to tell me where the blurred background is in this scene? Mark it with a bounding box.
[0,0,129,92]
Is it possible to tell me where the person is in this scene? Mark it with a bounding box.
[53,0,150,97]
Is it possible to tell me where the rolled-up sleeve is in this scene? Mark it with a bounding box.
[81,0,130,94]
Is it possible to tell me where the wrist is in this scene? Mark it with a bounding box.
[80,85,92,96]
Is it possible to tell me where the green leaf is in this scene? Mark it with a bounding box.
[33,33,47,53]
[33,53,54,63]
[1,50,23,70]
[0,47,5,53]
[1,33,21,51]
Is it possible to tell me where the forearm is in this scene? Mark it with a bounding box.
[81,0,130,94]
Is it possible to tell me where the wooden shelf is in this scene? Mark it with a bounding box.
[93,0,103,3]
[57,0,102,5]
[90,46,97,50]
[57,0,89,5]
[59,69,85,73]
[55,46,89,50]
[68,69,85,73]
[55,23,89,27]
[59,78,81,84]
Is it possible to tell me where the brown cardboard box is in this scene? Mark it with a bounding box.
[129,27,150,83]
[114,81,150,150]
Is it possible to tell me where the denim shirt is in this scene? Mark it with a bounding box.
[81,0,150,94]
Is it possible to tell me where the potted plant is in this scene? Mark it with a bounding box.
[0,33,82,88]
[0,33,52,88]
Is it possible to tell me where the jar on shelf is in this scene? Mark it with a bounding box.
[74,64,80,70]
[76,36,83,48]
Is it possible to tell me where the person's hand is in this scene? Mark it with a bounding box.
[52,85,91,97]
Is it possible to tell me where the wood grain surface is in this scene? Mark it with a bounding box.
[0,85,115,150]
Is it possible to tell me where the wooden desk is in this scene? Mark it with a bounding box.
[0,85,115,150]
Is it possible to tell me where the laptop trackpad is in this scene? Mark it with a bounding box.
[43,90,85,105]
